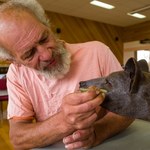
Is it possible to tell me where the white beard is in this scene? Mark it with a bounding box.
[37,41,71,79]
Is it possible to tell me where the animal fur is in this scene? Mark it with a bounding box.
[79,58,150,121]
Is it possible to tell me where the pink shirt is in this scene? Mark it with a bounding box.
[7,41,122,122]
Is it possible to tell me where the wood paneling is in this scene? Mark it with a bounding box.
[123,21,150,42]
[46,11,124,64]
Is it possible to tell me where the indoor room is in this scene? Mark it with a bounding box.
[0,0,150,150]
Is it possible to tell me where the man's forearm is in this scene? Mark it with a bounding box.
[93,112,134,146]
[9,112,74,150]
[9,90,104,150]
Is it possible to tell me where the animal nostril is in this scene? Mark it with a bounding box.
[79,81,87,88]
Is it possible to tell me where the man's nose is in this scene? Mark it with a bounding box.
[37,45,52,61]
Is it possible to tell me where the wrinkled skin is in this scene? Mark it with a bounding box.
[80,58,150,121]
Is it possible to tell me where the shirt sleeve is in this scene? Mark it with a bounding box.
[7,64,35,120]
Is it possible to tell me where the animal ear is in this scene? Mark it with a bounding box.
[125,57,142,93]
[138,59,149,72]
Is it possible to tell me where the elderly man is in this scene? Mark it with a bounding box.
[0,0,133,149]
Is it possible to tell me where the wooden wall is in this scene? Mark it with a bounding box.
[46,11,124,64]
[123,21,150,42]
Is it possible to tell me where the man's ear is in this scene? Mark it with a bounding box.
[125,57,142,93]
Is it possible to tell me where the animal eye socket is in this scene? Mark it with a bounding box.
[105,79,109,84]
[105,79,112,87]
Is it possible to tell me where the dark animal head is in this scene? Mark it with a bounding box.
[79,58,150,121]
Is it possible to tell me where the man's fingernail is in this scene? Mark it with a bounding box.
[96,90,100,95]
[63,137,68,144]
[73,132,80,140]
[101,93,106,98]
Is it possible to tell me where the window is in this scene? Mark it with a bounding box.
[137,50,150,70]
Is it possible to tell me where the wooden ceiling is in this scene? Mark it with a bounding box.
[0,0,150,27]
[37,0,150,27]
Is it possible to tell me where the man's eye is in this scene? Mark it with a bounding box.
[39,36,48,44]
[24,48,36,60]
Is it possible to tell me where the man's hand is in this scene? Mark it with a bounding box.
[63,127,96,149]
[60,88,105,149]
[61,88,105,130]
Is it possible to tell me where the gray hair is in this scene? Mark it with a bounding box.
[0,47,13,61]
[0,0,50,61]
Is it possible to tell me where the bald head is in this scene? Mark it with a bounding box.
[0,10,43,52]
[0,0,49,26]
[0,0,50,61]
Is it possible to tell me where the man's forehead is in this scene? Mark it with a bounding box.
[0,11,43,53]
